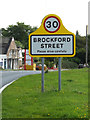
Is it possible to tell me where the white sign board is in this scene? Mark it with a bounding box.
[29,14,75,57]
[30,35,74,56]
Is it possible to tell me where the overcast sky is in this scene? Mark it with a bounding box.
[0,0,89,36]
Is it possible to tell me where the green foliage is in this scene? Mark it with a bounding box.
[88,35,90,65]
[2,22,37,49]
[15,40,24,48]
[44,32,90,67]
[76,35,86,49]
[45,60,54,68]
[62,57,81,65]
[63,33,90,66]
[1,22,90,67]
[0,67,3,70]
[33,57,41,64]
[76,48,86,63]
[45,57,58,68]
[62,60,78,69]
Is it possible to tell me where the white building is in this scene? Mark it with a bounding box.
[0,36,23,69]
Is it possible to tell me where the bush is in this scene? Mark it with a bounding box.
[45,61,54,68]
[88,62,90,66]
[0,67,3,70]
[62,60,78,69]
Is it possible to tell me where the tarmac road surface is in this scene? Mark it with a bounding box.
[0,70,41,89]
[0,69,69,92]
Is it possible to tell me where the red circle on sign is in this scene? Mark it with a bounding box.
[44,16,60,33]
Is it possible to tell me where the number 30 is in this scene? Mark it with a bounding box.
[46,21,58,28]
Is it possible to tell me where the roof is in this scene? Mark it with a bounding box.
[0,36,12,54]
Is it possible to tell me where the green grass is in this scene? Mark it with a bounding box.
[2,68,88,118]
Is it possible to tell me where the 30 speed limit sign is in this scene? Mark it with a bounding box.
[44,16,60,33]
[29,14,76,57]
[29,14,76,93]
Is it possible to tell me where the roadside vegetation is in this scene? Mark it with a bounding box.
[2,68,88,118]
[1,23,90,69]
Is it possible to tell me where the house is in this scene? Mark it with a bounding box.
[0,35,23,69]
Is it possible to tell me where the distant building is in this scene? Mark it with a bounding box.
[0,36,23,69]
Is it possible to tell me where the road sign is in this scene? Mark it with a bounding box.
[30,34,74,56]
[29,14,75,57]
[44,16,60,33]
[29,14,76,92]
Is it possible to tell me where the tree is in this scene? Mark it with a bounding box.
[63,32,89,65]
[88,35,90,65]
[15,40,24,48]
[2,22,37,48]
[2,23,90,66]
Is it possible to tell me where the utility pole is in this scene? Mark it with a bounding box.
[88,1,90,34]
[86,25,88,67]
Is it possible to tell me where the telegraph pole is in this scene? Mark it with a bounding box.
[86,25,88,67]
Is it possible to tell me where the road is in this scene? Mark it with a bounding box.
[0,70,41,89]
[0,69,69,92]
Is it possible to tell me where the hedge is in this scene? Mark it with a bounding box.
[62,60,78,69]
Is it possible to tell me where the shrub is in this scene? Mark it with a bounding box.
[62,60,78,69]
[0,67,3,70]
[45,61,54,68]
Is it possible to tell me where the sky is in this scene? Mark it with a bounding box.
[0,0,89,36]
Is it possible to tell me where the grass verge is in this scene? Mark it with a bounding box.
[2,68,88,118]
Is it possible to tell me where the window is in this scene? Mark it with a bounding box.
[0,62,3,67]
[9,50,12,55]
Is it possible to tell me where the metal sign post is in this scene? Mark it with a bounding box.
[29,14,76,92]
[58,57,61,91]
[41,57,44,92]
